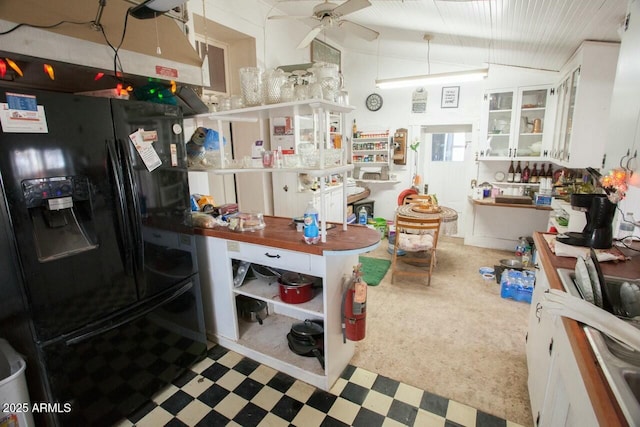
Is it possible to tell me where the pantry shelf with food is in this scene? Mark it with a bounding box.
[194,216,380,391]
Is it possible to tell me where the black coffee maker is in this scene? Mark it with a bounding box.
[556,193,616,249]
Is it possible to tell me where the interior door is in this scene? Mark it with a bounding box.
[420,125,474,237]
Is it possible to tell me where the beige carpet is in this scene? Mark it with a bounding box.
[351,237,533,426]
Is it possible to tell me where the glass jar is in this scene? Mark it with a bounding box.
[280,79,295,103]
[230,94,244,110]
[264,68,288,104]
[307,75,324,100]
[218,96,231,111]
[239,67,264,106]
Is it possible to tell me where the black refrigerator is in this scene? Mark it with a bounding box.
[0,87,207,426]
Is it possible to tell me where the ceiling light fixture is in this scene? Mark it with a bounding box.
[375,68,488,89]
[375,33,488,89]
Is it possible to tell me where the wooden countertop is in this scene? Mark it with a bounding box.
[470,196,553,211]
[534,232,640,427]
[194,215,381,256]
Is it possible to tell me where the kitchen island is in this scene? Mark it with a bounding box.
[529,232,640,426]
[194,216,380,390]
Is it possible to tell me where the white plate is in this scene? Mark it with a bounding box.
[584,256,603,307]
[574,256,594,304]
[494,171,506,182]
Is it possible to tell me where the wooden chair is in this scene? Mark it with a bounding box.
[403,193,434,205]
[391,214,442,286]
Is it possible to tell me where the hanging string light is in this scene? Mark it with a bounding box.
[94,72,105,81]
[0,60,6,78]
[5,58,23,77]
[43,63,55,80]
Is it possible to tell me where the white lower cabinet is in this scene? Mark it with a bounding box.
[526,262,598,426]
[272,172,344,223]
[196,236,357,390]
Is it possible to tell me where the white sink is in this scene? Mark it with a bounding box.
[557,268,640,423]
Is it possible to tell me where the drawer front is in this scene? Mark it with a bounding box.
[228,241,316,274]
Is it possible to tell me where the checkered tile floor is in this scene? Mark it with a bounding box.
[114,343,525,427]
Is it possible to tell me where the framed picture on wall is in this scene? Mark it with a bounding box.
[311,39,341,70]
[441,86,460,108]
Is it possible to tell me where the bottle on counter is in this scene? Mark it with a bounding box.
[275,146,284,168]
[545,164,554,191]
[619,212,637,239]
[538,164,546,189]
[514,161,522,183]
[303,201,320,244]
[507,160,515,183]
[522,162,530,183]
[352,119,358,137]
[530,163,539,183]
[358,206,368,225]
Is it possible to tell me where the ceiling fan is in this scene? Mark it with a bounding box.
[269,0,379,49]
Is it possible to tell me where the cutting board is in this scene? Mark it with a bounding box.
[495,195,533,205]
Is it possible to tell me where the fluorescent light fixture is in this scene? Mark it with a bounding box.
[129,0,184,19]
[375,68,489,89]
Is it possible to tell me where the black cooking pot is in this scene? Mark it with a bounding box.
[287,320,324,369]
[290,319,323,345]
[236,295,268,325]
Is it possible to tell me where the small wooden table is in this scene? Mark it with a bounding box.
[396,204,459,236]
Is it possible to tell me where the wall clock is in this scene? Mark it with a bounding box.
[365,93,383,111]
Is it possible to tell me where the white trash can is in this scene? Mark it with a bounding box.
[0,339,34,427]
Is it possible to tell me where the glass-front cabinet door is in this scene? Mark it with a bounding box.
[484,91,514,157]
[561,68,580,162]
[552,77,569,161]
[551,68,579,163]
[515,88,548,158]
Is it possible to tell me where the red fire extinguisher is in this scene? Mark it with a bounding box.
[342,264,367,342]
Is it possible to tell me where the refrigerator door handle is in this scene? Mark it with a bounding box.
[106,139,134,276]
[116,138,144,277]
[64,280,193,346]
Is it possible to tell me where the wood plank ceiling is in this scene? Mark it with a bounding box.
[267,0,627,71]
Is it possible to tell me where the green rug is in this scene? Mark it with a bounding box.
[359,256,391,286]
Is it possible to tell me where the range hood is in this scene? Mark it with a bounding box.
[0,0,204,87]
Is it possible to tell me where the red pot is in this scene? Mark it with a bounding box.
[279,274,314,304]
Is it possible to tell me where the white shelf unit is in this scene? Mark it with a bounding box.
[190,99,355,242]
[196,236,366,391]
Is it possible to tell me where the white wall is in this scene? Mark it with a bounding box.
[342,50,485,222]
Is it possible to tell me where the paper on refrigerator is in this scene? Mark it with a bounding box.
[129,129,162,171]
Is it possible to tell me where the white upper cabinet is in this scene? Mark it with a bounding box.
[480,85,555,160]
[550,41,620,168]
[604,0,640,179]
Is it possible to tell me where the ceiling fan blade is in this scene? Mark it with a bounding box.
[332,0,371,18]
[338,20,379,41]
[268,14,314,20]
[297,26,324,49]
